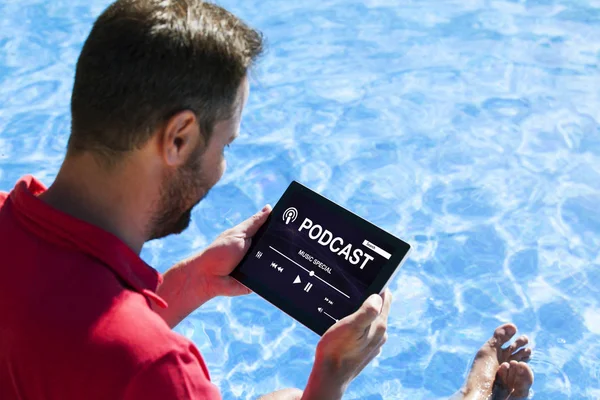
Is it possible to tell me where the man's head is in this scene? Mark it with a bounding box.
[67,0,262,239]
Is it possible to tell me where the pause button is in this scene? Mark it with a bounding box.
[304,282,313,292]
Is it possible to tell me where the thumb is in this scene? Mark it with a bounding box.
[234,204,272,237]
[216,276,252,297]
[344,294,383,331]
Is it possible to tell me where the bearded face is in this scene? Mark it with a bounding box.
[149,141,210,240]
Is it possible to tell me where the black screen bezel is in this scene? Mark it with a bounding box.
[230,181,411,336]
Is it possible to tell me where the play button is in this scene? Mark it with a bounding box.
[293,275,301,284]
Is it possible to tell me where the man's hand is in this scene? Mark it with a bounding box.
[302,290,392,399]
[255,291,391,400]
[152,205,271,327]
[185,204,271,300]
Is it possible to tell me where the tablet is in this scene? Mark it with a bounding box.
[230,181,411,336]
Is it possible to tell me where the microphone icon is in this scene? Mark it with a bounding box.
[283,207,298,225]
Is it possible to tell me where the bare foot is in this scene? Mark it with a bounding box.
[258,388,303,400]
[457,323,532,400]
[494,361,534,399]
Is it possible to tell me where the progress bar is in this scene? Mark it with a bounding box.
[324,311,338,322]
[268,246,350,299]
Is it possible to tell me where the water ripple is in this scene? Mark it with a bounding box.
[1,0,599,398]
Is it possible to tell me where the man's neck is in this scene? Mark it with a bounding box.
[39,153,156,254]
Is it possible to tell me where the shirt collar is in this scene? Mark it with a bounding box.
[9,175,167,308]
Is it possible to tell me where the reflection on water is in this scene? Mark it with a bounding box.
[1,0,599,398]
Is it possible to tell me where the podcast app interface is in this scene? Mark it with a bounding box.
[237,189,396,326]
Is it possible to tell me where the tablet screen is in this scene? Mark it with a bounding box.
[231,181,411,335]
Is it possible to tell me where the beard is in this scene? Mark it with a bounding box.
[148,144,211,240]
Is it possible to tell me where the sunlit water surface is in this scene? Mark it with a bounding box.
[1,0,599,398]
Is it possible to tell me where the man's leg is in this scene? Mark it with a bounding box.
[455,323,534,400]
[258,324,534,400]
[258,388,303,400]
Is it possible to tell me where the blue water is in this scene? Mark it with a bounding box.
[1,0,599,398]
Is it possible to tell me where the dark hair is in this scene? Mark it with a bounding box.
[68,0,263,162]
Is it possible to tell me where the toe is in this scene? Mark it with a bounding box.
[507,335,529,353]
[513,362,534,398]
[497,362,510,383]
[517,362,534,384]
[490,323,518,348]
[507,360,519,384]
[510,347,532,362]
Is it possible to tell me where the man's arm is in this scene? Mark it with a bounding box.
[260,291,392,400]
[151,206,270,328]
[133,290,389,400]
[151,206,391,400]
[124,349,221,400]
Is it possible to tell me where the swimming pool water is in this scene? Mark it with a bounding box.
[1,0,599,398]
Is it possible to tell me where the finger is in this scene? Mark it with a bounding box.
[507,335,529,354]
[365,290,391,344]
[233,205,272,237]
[378,332,388,348]
[367,334,387,361]
[510,347,532,362]
[378,289,393,321]
[352,339,384,378]
[366,323,387,351]
[344,294,383,331]
[366,321,388,346]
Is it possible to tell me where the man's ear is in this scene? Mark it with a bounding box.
[160,110,204,167]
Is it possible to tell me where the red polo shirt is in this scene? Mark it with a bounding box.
[0,176,221,399]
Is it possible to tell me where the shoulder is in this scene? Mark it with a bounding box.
[0,191,9,209]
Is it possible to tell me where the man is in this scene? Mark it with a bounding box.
[0,0,533,399]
